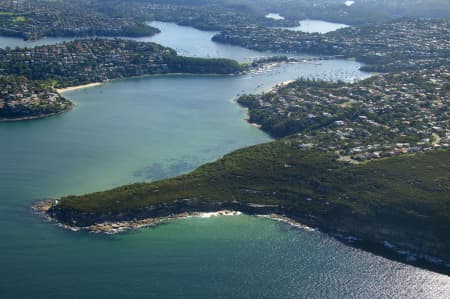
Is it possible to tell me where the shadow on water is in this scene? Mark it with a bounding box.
[133,156,200,181]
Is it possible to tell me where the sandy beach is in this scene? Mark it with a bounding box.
[56,82,103,93]
[264,79,295,93]
[57,211,313,234]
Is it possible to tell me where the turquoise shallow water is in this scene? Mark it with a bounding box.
[0,22,449,298]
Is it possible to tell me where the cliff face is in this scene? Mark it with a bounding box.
[47,200,285,228]
[47,197,450,269]
[318,210,450,262]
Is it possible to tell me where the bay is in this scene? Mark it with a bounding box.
[0,22,448,298]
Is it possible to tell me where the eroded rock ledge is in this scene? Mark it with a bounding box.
[33,197,450,275]
[32,145,450,275]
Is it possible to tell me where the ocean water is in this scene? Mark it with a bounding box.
[0,22,448,298]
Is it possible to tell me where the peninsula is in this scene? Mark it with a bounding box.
[0,75,71,121]
[42,142,450,273]
[238,67,449,160]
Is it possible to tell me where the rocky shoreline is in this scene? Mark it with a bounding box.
[0,103,74,122]
[32,199,450,275]
[34,200,308,235]
[33,200,244,234]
